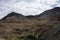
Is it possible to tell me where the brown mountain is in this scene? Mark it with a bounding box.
[0,7,60,40]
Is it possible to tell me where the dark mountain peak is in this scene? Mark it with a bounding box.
[1,12,24,20]
[52,7,60,11]
[6,12,24,17]
[53,7,60,9]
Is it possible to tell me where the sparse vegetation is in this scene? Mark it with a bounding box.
[0,20,60,40]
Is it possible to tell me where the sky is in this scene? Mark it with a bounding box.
[0,0,60,19]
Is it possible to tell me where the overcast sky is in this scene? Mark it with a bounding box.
[0,0,60,19]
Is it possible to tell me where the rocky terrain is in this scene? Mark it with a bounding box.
[0,7,60,40]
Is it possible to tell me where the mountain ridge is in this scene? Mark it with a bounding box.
[36,7,60,21]
[1,7,60,21]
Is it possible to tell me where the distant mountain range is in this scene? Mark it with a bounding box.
[1,7,60,21]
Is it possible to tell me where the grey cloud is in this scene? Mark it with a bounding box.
[15,0,35,3]
[22,0,34,3]
[0,0,60,19]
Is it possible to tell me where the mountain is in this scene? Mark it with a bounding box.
[37,7,60,21]
[1,7,60,21]
[0,7,60,40]
[1,12,38,20]
[1,12,25,20]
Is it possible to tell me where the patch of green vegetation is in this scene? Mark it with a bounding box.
[18,35,37,40]
[25,35,36,40]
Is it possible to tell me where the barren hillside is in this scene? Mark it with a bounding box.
[0,7,60,40]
